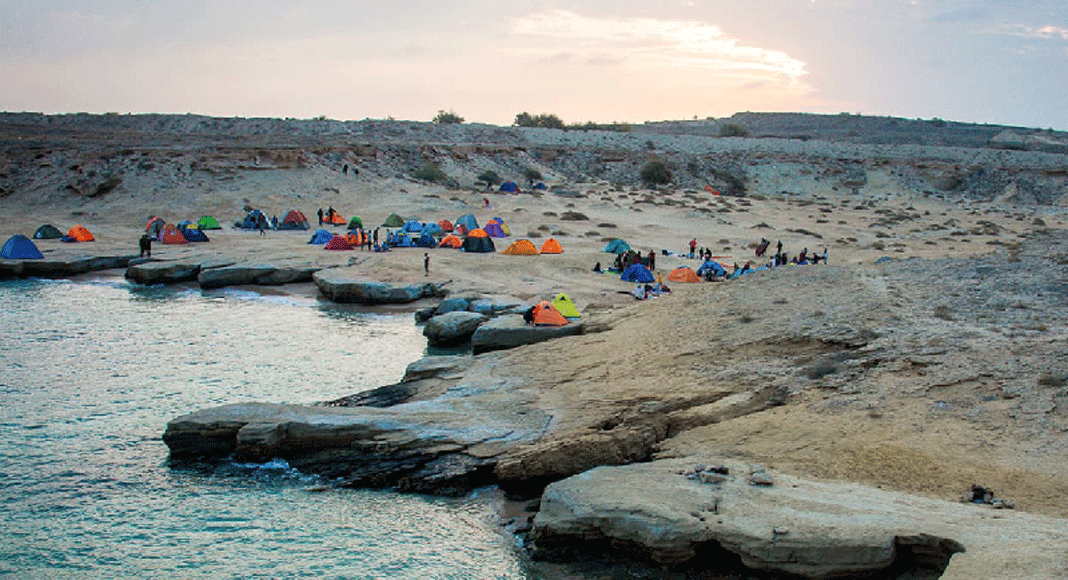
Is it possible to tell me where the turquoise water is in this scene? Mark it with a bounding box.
[0,278,530,579]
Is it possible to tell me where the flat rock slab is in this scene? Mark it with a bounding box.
[125,261,201,284]
[533,458,1068,580]
[471,314,584,353]
[1,255,134,278]
[314,267,447,304]
[198,263,316,289]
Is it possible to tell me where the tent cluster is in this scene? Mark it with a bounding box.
[145,216,213,245]
[521,293,582,327]
[3,223,101,259]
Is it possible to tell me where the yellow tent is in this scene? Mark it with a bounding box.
[552,293,581,320]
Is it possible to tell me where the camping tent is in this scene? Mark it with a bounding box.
[499,182,518,193]
[1,235,44,259]
[403,220,424,233]
[454,224,469,236]
[552,293,581,320]
[467,228,489,238]
[323,211,346,225]
[347,230,367,247]
[238,210,271,230]
[33,224,64,240]
[198,216,222,230]
[603,239,631,254]
[438,219,454,232]
[483,221,508,238]
[620,263,655,283]
[66,225,94,242]
[539,238,563,254]
[146,216,167,236]
[455,213,479,232]
[388,232,414,248]
[421,223,445,237]
[279,209,310,230]
[696,260,726,278]
[502,239,538,255]
[181,227,210,243]
[531,300,568,326]
[382,213,405,227]
[668,266,702,283]
[415,233,437,248]
[324,235,353,250]
[176,220,194,229]
[308,229,333,244]
[533,183,548,190]
[161,225,189,245]
[491,218,512,235]
[347,216,363,230]
[461,236,495,253]
[439,234,463,248]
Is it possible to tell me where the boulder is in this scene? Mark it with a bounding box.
[314,268,448,304]
[423,311,488,346]
[470,298,524,316]
[435,297,471,315]
[471,314,584,353]
[125,261,201,285]
[198,264,278,289]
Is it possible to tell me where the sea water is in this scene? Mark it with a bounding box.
[0,278,531,579]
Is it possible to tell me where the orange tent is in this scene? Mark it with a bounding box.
[346,229,367,247]
[439,234,463,248]
[67,225,94,242]
[667,266,702,283]
[502,239,538,255]
[161,225,189,245]
[145,216,165,232]
[438,219,454,232]
[540,238,563,254]
[532,300,569,326]
[467,228,488,238]
[324,212,346,225]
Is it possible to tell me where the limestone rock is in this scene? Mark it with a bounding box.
[423,311,488,346]
[314,267,447,304]
[435,297,471,315]
[198,264,278,289]
[471,315,584,354]
[125,261,201,285]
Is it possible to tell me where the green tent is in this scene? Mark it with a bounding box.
[382,213,405,227]
[603,239,631,254]
[198,216,222,230]
[33,224,64,239]
[348,216,364,230]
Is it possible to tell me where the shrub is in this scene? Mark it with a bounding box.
[433,110,464,124]
[413,162,449,184]
[477,170,501,189]
[514,112,566,129]
[523,167,543,184]
[719,123,749,137]
[640,160,673,188]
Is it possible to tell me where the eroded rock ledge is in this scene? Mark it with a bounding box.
[313,267,448,304]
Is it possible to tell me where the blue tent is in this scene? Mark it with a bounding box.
[533,182,547,190]
[389,233,414,247]
[455,213,479,232]
[1,234,44,259]
[499,182,518,192]
[620,263,655,283]
[415,233,437,248]
[181,228,210,243]
[403,220,424,233]
[421,223,445,237]
[308,229,333,244]
[696,260,725,277]
[603,239,632,254]
[238,209,271,230]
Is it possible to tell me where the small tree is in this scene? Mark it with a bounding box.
[477,170,501,190]
[523,167,542,186]
[413,162,449,184]
[719,123,749,137]
[640,160,673,188]
[514,112,565,130]
[433,110,464,124]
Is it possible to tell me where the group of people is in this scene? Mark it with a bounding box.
[317,207,338,226]
[612,249,656,272]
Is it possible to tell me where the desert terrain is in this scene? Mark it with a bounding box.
[3,112,1068,577]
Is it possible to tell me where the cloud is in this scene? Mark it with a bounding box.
[983,24,1068,41]
[510,10,808,80]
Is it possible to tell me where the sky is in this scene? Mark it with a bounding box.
[1,1,1067,129]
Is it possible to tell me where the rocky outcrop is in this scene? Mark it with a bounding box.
[532,458,1068,579]
[0,255,135,279]
[125,261,201,285]
[314,267,448,304]
[198,263,317,289]
[471,315,584,354]
[423,311,488,346]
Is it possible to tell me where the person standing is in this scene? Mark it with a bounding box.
[689,238,697,258]
[317,208,324,225]
[648,250,656,272]
[139,232,152,258]
[424,253,430,276]
[373,227,379,247]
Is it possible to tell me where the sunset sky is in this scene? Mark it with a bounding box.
[2,1,1067,129]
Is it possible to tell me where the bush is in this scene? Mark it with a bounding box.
[719,123,749,137]
[523,167,542,184]
[413,162,449,184]
[640,160,673,188]
[477,170,501,189]
[433,110,464,124]
[514,112,566,130]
